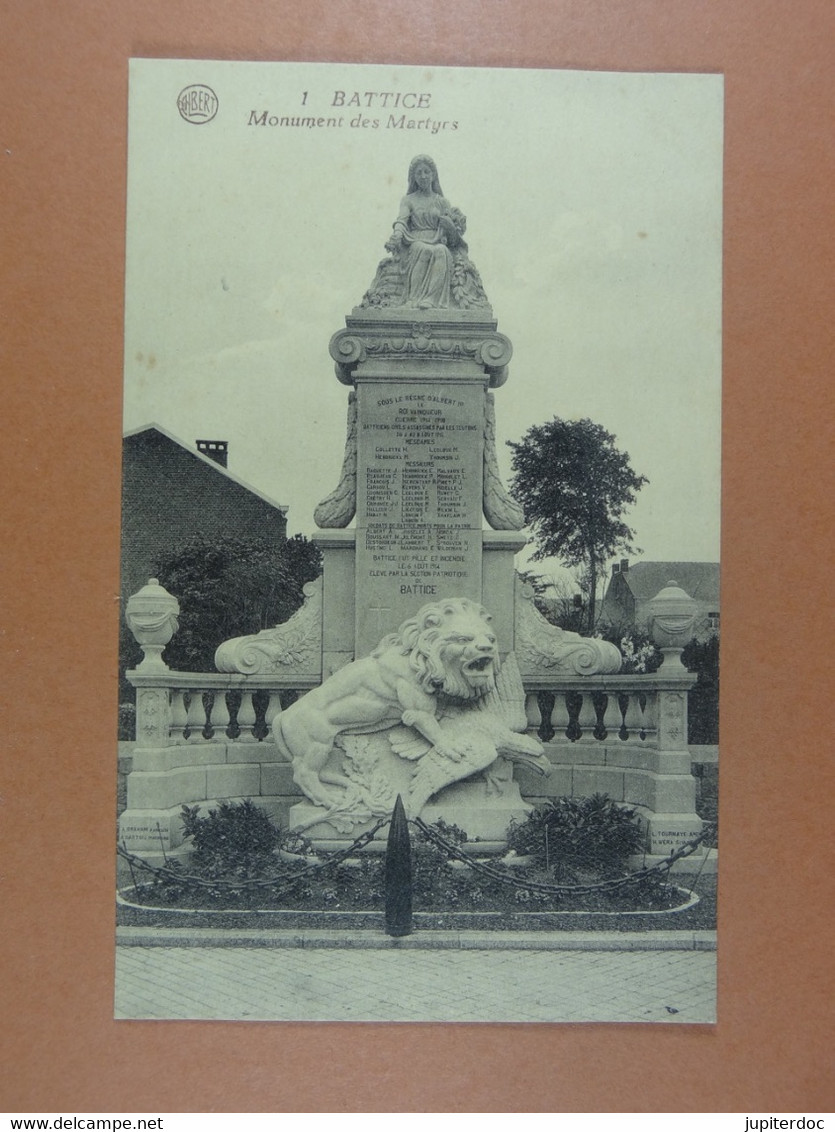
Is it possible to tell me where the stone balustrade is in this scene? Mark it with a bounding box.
[129,668,692,755]
[519,668,699,855]
[129,670,319,749]
[523,672,693,749]
[123,663,697,859]
[122,669,319,858]
[120,576,704,861]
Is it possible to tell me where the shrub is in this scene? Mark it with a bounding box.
[507,794,645,881]
[117,702,136,741]
[411,820,469,908]
[179,799,284,879]
[152,533,322,673]
[597,625,662,673]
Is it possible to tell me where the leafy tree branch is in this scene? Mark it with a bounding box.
[508,417,648,633]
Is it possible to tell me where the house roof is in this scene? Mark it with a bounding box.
[619,561,720,604]
[123,422,289,515]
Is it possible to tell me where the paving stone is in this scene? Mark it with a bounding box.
[115,945,716,1023]
[116,927,716,951]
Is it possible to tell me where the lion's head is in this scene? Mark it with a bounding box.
[376,598,500,701]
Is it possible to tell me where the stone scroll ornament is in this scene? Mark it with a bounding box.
[359,155,491,312]
[482,392,525,530]
[513,576,623,676]
[214,577,323,675]
[313,392,357,528]
[272,598,552,830]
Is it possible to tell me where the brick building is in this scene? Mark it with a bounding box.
[121,423,288,601]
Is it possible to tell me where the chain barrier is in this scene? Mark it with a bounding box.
[117,815,389,903]
[118,812,715,906]
[412,816,714,897]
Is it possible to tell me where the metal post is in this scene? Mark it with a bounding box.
[384,794,413,937]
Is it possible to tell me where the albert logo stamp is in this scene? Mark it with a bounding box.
[177,84,218,124]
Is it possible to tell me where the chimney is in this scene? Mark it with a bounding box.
[620,558,629,573]
[196,439,228,468]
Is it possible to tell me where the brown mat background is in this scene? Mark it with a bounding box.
[2,0,832,1113]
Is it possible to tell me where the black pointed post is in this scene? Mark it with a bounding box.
[384,794,413,937]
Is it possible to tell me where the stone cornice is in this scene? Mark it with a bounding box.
[330,312,512,388]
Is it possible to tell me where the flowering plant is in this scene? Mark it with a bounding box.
[619,634,662,674]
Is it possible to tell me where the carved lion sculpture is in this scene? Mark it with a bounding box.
[274,598,500,809]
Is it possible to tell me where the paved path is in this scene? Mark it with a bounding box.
[115,939,716,1023]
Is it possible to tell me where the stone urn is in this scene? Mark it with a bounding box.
[125,578,180,671]
[647,580,698,670]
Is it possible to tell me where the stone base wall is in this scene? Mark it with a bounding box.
[119,739,704,857]
[119,743,303,852]
[516,740,696,812]
[515,740,702,854]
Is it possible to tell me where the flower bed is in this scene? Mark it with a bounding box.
[116,878,714,933]
[117,797,716,930]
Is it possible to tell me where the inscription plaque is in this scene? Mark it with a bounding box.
[355,381,485,652]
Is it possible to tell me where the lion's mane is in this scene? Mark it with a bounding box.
[372,598,499,701]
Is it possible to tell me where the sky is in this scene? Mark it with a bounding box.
[123,60,723,582]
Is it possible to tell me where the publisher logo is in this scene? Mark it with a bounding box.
[177,84,218,124]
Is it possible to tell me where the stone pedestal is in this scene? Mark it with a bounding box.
[317,310,518,659]
[421,778,533,843]
[290,778,532,850]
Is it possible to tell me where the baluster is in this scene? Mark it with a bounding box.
[264,691,282,740]
[539,692,557,741]
[623,691,644,742]
[237,691,258,742]
[525,692,542,733]
[592,692,608,740]
[212,691,231,740]
[602,692,624,741]
[576,692,599,742]
[171,689,188,742]
[203,691,215,740]
[551,692,572,741]
[617,693,630,740]
[641,691,658,744]
[186,689,206,741]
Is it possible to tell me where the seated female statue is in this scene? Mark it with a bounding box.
[360,155,490,311]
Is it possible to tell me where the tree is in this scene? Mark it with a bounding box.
[682,634,720,745]
[508,418,648,633]
[121,533,322,678]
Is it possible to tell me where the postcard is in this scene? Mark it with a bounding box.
[117,58,723,1023]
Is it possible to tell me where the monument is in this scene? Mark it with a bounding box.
[215,155,621,842]
[121,154,704,864]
